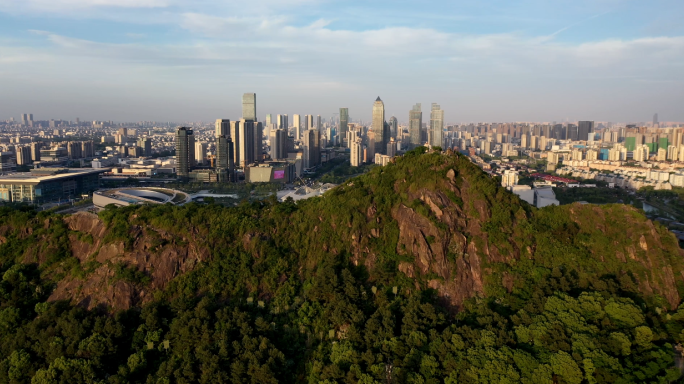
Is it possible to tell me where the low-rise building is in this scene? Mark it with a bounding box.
[0,168,106,203]
[245,161,297,183]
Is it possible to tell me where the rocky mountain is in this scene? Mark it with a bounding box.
[1,148,683,383]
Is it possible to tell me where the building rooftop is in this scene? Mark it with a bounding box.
[0,168,108,184]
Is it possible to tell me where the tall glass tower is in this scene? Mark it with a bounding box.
[430,103,444,148]
[409,103,422,149]
[242,93,256,121]
[389,116,398,140]
[372,97,385,154]
[175,127,195,179]
[339,108,349,145]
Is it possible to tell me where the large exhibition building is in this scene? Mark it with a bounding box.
[0,168,107,204]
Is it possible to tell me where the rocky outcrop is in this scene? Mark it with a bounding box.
[47,212,210,312]
[389,164,684,311]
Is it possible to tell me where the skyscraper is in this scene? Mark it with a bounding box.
[303,129,320,169]
[389,116,398,140]
[430,103,444,148]
[242,93,257,121]
[293,115,301,140]
[215,119,230,138]
[195,142,207,165]
[270,129,287,160]
[237,120,255,167]
[567,124,579,141]
[653,113,659,126]
[316,115,322,131]
[306,115,314,130]
[175,127,195,179]
[339,108,349,146]
[254,122,263,162]
[372,97,385,155]
[216,135,235,182]
[265,114,273,127]
[277,114,288,130]
[578,121,594,141]
[409,103,422,148]
[230,121,241,166]
[367,130,376,161]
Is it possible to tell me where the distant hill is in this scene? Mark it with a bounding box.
[1,147,683,383]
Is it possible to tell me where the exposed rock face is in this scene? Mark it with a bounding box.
[388,166,684,311]
[46,212,210,312]
[392,182,492,309]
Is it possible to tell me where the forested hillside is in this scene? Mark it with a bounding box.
[1,148,684,383]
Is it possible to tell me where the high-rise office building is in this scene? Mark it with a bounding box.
[21,114,28,126]
[409,103,422,148]
[389,116,398,140]
[277,114,288,130]
[316,115,322,131]
[306,115,314,130]
[265,114,273,127]
[372,97,385,155]
[254,122,263,162]
[137,137,151,157]
[230,121,241,166]
[238,120,255,167]
[195,142,207,165]
[215,119,230,138]
[387,138,397,158]
[653,113,659,125]
[270,129,287,160]
[552,124,564,140]
[367,130,376,161]
[303,129,320,169]
[578,121,594,141]
[216,135,235,182]
[242,93,257,121]
[293,115,302,140]
[339,108,349,146]
[430,103,444,148]
[567,124,579,141]
[175,127,195,179]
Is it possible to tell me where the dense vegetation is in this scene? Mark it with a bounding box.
[1,149,684,383]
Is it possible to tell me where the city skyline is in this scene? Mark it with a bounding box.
[0,0,683,122]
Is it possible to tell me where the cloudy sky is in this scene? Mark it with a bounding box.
[0,0,683,124]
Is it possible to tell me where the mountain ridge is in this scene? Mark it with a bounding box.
[1,148,684,383]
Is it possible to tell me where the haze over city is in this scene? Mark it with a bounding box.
[1,0,683,122]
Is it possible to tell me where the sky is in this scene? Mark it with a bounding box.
[0,0,683,124]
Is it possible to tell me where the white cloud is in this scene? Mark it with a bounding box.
[0,0,170,11]
[1,4,683,122]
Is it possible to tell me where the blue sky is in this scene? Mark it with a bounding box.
[0,0,683,123]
